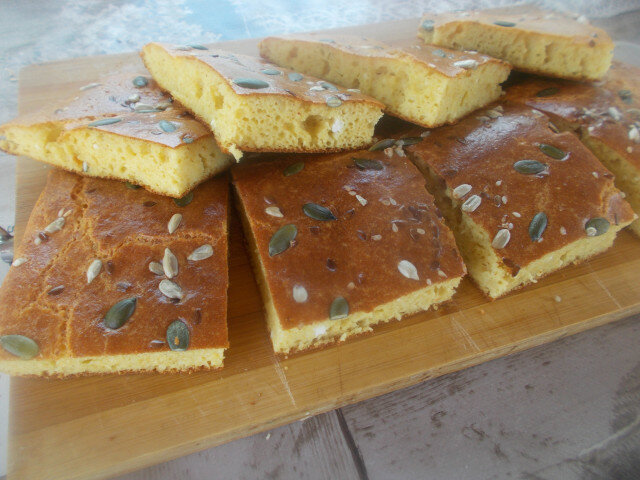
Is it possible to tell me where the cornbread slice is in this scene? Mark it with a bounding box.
[418,6,613,81]
[405,103,635,299]
[233,148,466,354]
[0,169,229,377]
[141,43,384,159]
[0,74,232,198]
[259,34,511,128]
[505,62,640,236]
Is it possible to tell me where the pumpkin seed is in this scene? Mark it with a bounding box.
[261,68,281,75]
[0,335,39,359]
[619,89,632,104]
[397,136,422,146]
[86,259,102,284]
[163,248,178,279]
[421,19,435,31]
[452,184,472,199]
[283,161,304,176]
[233,78,270,89]
[288,72,303,81]
[398,259,419,280]
[188,44,208,50]
[461,194,482,212]
[166,320,190,351]
[492,229,511,249]
[513,159,548,175]
[585,217,609,236]
[320,81,338,91]
[369,138,396,151]
[303,203,336,221]
[326,96,342,107]
[174,191,194,207]
[292,285,308,303]
[125,182,141,190]
[182,135,194,144]
[432,49,446,58]
[269,224,297,256]
[529,212,548,241]
[149,261,164,275]
[168,213,182,234]
[494,20,516,27]
[535,87,558,97]
[88,117,121,127]
[329,297,349,320]
[353,157,384,170]
[104,297,137,329]
[539,143,568,160]
[159,279,184,300]
[159,120,177,133]
[188,244,213,261]
[133,76,148,87]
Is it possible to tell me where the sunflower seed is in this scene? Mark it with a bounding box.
[585,217,610,236]
[288,72,303,81]
[293,285,308,303]
[452,184,472,199]
[330,297,349,320]
[143,201,157,207]
[79,82,101,91]
[133,76,148,87]
[355,194,367,206]
[188,244,213,261]
[494,20,516,27]
[529,212,548,241]
[126,93,141,104]
[369,138,396,151]
[87,259,102,284]
[461,194,481,212]
[104,297,137,329]
[539,143,568,160]
[133,103,156,112]
[629,125,640,143]
[0,335,39,359]
[159,279,184,300]
[398,259,419,280]
[261,68,281,75]
[353,157,383,170]
[188,44,208,50]
[331,118,344,133]
[82,161,89,172]
[536,87,558,97]
[608,106,622,121]
[432,49,446,58]
[421,19,435,31]
[125,181,141,190]
[326,96,342,107]
[513,159,548,175]
[163,248,179,279]
[453,59,478,70]
[492,229,511,249]
[283,162,304,176]
[88,117,121,127]
[149,261,164,275]
[12,257,26,267]
[174,191,194,207]
[166,320,190,351]
[303,203,336,221]
[155,101,173,111]
[269,224,297,256]
[158,120,177,133]
[233,78,269,89]
[265,206,283,217]
[168,213,182,234]
[44,217,65,234]
[398,136,423,146]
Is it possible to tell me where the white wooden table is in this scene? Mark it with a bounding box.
[0,1,639,479]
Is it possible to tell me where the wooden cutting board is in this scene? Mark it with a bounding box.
[8,19,640,480]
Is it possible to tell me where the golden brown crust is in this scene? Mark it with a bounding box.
[0,169,229,370]
[406,102,635,271]
[505,61,640,170]
[144,42,384,109]
[260,34,508,79]
[232,149,465,330]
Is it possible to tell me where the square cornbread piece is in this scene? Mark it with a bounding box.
[405,103,635,299]
[260,34,510,128]
[0,74,232,198]
[505,61,640,235]
[0,169,228,377]
[141,43,384,159]
[233,149,466,354]
[418,6,613,81]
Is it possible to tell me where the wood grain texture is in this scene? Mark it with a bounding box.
[8,18,640,480]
